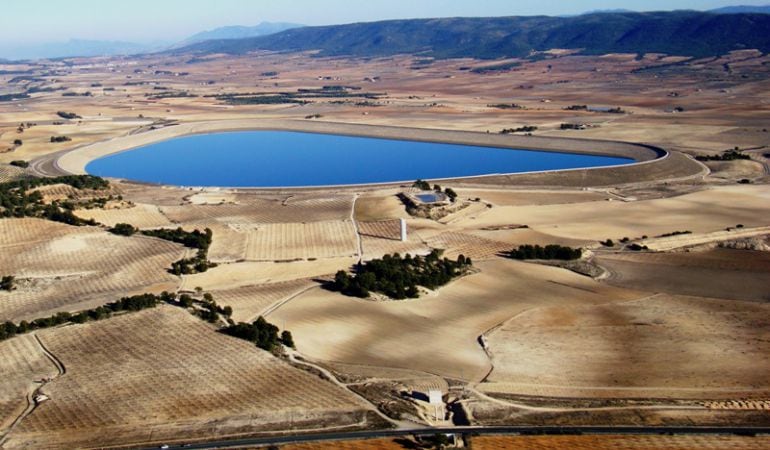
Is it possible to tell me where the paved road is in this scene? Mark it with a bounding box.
[141,426,770,450]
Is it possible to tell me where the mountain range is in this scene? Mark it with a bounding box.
[178,10,770,60]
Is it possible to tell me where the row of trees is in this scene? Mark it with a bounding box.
[0,293,166,342]
[507,244,582,261]
[222,316,294,352]
[696,149,751,162]
[332,250,473,300]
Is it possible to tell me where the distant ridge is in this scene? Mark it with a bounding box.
[178,22,303,46]
[176,11,770,60]
[709,5,770,14]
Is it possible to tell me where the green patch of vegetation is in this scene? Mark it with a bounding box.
[600,239,615,247]
[56,111,81,120]
[565,105,588,111]
[332,250,473,300]
[141,227,216,275]
[656,230,692,238]
[507,244,582,260]
[0,175,108,226]
[470,61,522,73]
[560,123,586,130]
[146,91,198,99]
[222,316,292,352]
[1,275,15,291]
[0,93,30,102]
[488,103,524,110]
[501,126,538,134]
[413,179,431,190]
[696,149,751,161]
[9,160,28,168]
[109,223,138,236]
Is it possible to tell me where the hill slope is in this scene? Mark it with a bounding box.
[179,22,303,46]
[178,11,770,59]
[710,5,770,14]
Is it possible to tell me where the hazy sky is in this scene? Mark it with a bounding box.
[2,0,768,44]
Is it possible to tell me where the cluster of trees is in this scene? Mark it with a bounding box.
[178,292,232,323]
[0,275,15,291]
[0,175,108,226]
[56,111,81,120]
[222,316,293,352]
[507,244,582,260]
[332,250,473,300]
[50,136,72,143]
[500,126,537,134]
[560,123,586,130]
[109,223,138,236]
[9,160,28,168]
[0,293,166,342]
[565,105,588,111]
[142,227,215,275]
[696,149,751,161]
[471,61,522,73]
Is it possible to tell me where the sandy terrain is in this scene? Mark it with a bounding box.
[2,306,370,449]
[268,259,640,382]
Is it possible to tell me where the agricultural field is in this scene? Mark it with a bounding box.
[267,259,640,381]
[480,294,770,399]
[210,278,316,323]
[0,219,186,321]
[469,434,770,450]
[2,306,372,449]
[73,203,173,229]
[0,335,58,437]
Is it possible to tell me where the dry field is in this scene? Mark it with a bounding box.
[2,306,371,449]
[0,335,58,435]
[73,203,173,229]
[0,219,185,321]
[268,258,640,381]
[449,185,770,242]
[597,249,770,302]
[210,279,316,323]
[480,294,770,399]
[180,257,357,291]
[469,434,770,450]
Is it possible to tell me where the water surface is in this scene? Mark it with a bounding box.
[86,131,632,187]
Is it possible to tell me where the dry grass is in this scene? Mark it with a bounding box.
[4,306,369,449]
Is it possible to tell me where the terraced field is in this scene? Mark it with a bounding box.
[0,219,186,321]
[3,307,370,449]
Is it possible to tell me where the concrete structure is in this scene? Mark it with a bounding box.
[400,218,408,242]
